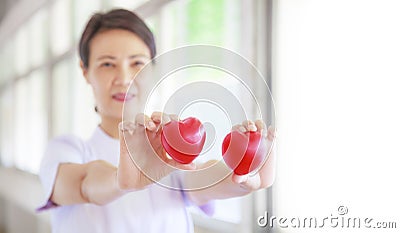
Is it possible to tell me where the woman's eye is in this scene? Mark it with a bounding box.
[101,62,114,67]
[132,61,145,67]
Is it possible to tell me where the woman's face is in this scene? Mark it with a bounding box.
[81,29,152,121]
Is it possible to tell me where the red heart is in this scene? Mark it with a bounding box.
[222,131,267,175]
[161,117,206,164]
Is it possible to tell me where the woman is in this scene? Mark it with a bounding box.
[38,9,275,233]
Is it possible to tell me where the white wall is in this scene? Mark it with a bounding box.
[272,0,400,232]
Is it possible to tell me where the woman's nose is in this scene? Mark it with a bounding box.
[114,66,133,86]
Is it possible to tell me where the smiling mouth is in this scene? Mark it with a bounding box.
[112,93,135,102]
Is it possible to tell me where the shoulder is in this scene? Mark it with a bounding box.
[43,134,89,164]
[47,134,86,153]
[39,134,89,201]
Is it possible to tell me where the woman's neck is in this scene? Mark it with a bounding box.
[99,116,121,139]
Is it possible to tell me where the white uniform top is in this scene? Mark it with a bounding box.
[38,127,211,233]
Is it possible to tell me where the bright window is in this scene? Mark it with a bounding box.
[14,26,29,75]
[29,8,48,68]
[73,0,102,42]
[26,70,48,173]
[109,0,149,9]
[52,59,73,136]
[50,0,72,56]
[0,47,5,84]
[14,78,29,171]
[11,71,47,173]
[0,88,14,167]
[1,37,15,81]
[273,0,400,230]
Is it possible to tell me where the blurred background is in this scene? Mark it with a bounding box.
[1,0,400,233]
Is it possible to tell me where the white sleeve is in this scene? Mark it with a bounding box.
[171,171,215,216]
[38,135,85,204]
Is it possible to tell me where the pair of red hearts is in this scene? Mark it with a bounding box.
[161,117,268,175]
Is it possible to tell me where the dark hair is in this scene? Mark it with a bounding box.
[79,9,156,68]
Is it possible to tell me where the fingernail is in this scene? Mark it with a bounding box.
[249,125,257,132]
[148,121,156,129]
[237,175,248,183]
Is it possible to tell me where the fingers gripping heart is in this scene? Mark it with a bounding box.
[123,114,273,177]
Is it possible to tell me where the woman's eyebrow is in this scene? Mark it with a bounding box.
[97,55,116,60]
[128,54,150,59]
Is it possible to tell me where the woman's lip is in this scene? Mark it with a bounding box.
[112,93,135,102]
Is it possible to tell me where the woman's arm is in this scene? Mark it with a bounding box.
[50,112,195,206]
[51,161,124,206]
[185,121,276,206]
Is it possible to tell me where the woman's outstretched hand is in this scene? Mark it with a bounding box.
[184,119,276,206]
[117,112,196,191]
[230,120,276,191]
